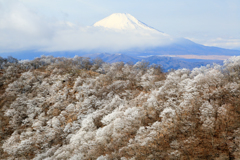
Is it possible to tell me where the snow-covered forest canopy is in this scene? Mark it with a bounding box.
[1,55,240,159]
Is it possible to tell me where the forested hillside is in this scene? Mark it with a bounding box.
[0,55,240,159]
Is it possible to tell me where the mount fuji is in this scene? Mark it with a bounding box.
[93,13,173,44]
[93,13,159,32]
[91,13,240,57]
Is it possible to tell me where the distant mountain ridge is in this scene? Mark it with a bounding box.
[85,52,223,71]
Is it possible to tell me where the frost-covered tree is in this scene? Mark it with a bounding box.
[1,55,240,159]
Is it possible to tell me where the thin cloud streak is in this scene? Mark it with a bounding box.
[186,37,240,50]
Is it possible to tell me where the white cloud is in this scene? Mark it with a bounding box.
[0,0,54,52]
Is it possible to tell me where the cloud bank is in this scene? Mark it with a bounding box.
[42,27,175,52]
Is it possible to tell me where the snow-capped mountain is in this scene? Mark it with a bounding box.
[92,13,240,57]
[93,13,158,32]
[93,13,174,49]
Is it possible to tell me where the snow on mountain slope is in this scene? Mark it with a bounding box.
[93,13,159,32]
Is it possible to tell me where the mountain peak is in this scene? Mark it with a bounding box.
[93,13,157,31]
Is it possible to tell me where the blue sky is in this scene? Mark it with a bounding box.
[0,0,239,53]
